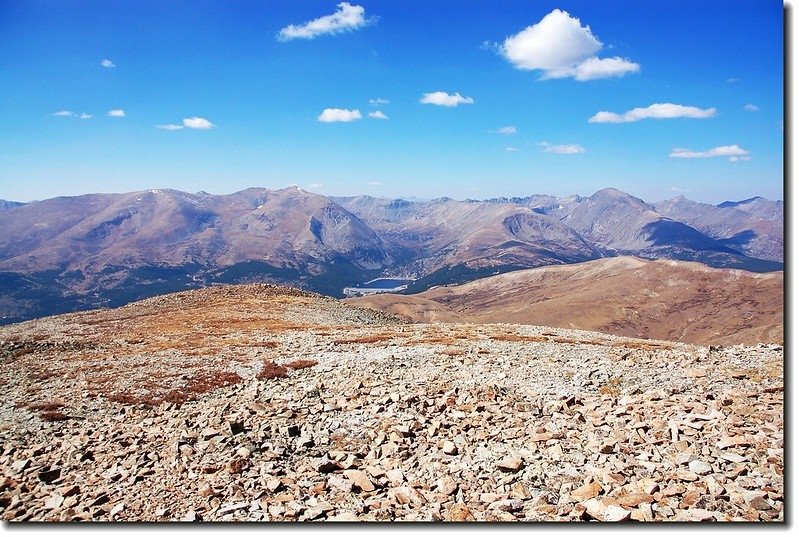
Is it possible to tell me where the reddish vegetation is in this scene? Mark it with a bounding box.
[105,370,243,407]
[257,361,288,380]
[285,359,318,370]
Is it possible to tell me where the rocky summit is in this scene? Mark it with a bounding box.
[0,285,783,522]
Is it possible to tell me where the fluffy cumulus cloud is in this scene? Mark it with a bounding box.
[498,9,639,81]
[79,113,92,119]
[101,59,116,68]
[183,117,214,129]
[420,91,474,107]
[277,2,373,41]
[368,110,388,120]
[491,126,517,135]
[318,108,362,122]
[541,141,586,154]
[369,98,389,106]
[589,103,716,123]
[669,145,750,162]
[107,109,125,117]
[744,103,760,112]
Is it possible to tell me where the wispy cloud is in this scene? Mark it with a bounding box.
[490,126,517,135]
[277,2,374,41]
[54,110,92,119]
[318,108,362,122]
[107,109,125,118]
[669,144,750,162]
[369,98,389,106]
[541,141,586,154]
[101,59,116,68]
[589,103,716,123]
[420,91,474,107]
[183,117,214,129]
[505,146,519,152]
[496,9,639,81]
[726,77,740,84]
[743,103,760,112]
[368,110,388,120]
[307,183,323,189]
[366,181,382,186]
[157,124,184,130]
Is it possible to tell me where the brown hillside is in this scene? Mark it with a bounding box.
[347,257,783,345]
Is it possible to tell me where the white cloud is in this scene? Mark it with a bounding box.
[369,98,389,106]
[572,56,639,81]
[79,113,92,119]
[107,109,125,117]
[53,110,75,117]
[743,104,760,112]
[277,2,373,41]
[157,124,184,130]
[307,183,323,189]
[498,9,639,81]
[669,145,750,162]
[183,117,214,129]
[101,59,116,68]
[420,91,474,107]
[505,146,519,152]
[366,181,382,186]
[589,103,716,123]
[368,110,388,120]
[491,126,517,135]
[318,108,362,122]
[541,141,586,154]
[726,77,740,84]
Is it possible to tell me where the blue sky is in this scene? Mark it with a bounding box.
[0,0,784,203]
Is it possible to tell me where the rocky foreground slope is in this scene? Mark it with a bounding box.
[0,285,783,522]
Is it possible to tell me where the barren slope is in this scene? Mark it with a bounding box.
[0,285,783,522]
[347,257,783,345]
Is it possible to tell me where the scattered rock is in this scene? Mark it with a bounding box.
[496,456,524,473]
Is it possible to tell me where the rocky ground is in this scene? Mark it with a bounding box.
[0,284,784,522]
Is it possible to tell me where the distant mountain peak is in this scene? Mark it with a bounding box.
[718,196,765,208]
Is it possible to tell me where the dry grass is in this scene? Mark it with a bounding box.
[257,361,288,380]
[490,334,547,343]
[598,376,622,397]
[334,333,394,345]
[39,411,70,422]
[28,401,64,412]
[285,359,318,370]
[440,348,465,356]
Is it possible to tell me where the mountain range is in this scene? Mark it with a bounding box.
[0,186,783,324]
